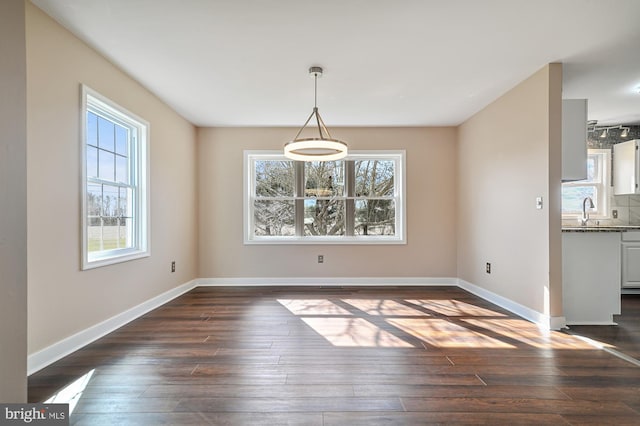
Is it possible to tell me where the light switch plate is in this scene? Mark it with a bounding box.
[536,197,543,210]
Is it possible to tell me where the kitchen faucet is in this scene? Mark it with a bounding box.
[581,197,595,226]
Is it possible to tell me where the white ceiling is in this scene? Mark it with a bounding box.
[31,0,640,127]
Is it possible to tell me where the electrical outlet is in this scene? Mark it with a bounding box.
[318,255,324,264]
[613,209,618,219]
[486,262,491,274]
[171,261,176,273]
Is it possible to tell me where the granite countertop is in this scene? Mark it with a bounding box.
[562,225,640,232]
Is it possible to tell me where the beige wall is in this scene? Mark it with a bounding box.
[0,0,28,402]
[198,127,457,278]
[457,64,563,318]
[26,3,199,354]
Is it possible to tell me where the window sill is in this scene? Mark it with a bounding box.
[562,215,610,220]
[244,236,406,245]
[83,249,150,270]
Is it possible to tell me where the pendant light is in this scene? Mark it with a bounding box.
[284,66,348,162]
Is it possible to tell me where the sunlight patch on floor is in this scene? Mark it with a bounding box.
[405,299,507,317]
[44,369,95,414]
[278,299,352,316]
[341,299,427,316]
[463,318,601,349]
[387,318,515,349]
[275,297,608,350]
[301,317,415,347]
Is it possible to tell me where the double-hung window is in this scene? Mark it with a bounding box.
[244,150,405,244]
[81,86,150,269]
[561,149,610,218]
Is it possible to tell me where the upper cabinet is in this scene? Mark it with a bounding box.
[613,139,640,195]
[562,99,588,182]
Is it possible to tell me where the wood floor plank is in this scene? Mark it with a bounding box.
[401,396,638,416]
[479,373,640,387]
[141,384,355,398]
[277,355,449,365]
[353,384,571,400]
[191,362,563,376]
[449,354,634,368]
[561,415,640,426]
[558,385,640,403]
[71,412,323,426]
[285,372,484,386]
[558,366,640,377]
[174,397,404,413]
[73,397,180,414]
[323,411,570,426]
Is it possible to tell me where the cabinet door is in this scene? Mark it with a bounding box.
[622,243,640,288]
[562,99,587,182]
[613,140,639,195]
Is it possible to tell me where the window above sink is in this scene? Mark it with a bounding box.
[562,149,610,219]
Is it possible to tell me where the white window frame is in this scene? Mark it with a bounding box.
[81,85,150,269]
[562,149,610,219]
[244,150,406,244]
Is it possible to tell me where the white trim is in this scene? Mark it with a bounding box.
[457,279,567,330]
[244,150,406,245]
[562,149,610,219]
[27,280,197,375]
[548,316,568,330]
[80,84,151,270]
[246,237,407,245]
[83,250,151,270]
[243,150,250,245]
[566,320,617,326]
[196,277,458,287]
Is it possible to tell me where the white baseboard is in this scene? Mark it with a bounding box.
[548,316,568,331]
[27,279,197,375]
[196,277,458,287]
[457,279,567,331]
[566,321,617,326]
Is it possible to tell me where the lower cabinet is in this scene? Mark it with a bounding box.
[562,232,621,325]
[622,232,640,288]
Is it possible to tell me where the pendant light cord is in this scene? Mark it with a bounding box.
[314,72,323,138]
[314,72,318,108]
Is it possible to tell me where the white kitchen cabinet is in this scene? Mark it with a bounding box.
[622,231,640,288]
[562,231,621,325]
[613,139,640,195]
[562,99,588,182]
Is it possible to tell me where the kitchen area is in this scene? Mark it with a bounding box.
[562,99,640,327]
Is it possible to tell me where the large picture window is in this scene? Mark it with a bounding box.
[81,86,150,269]
[244,151,405,244]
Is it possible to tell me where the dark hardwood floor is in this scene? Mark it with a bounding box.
[567,295,640,359]
[29,286,640,425]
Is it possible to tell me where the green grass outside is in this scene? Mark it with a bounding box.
[88,238,128,252]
